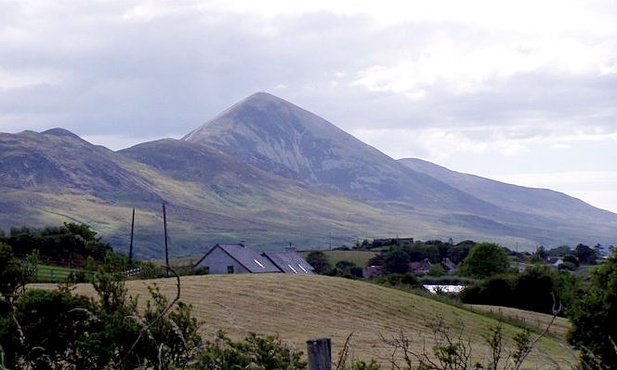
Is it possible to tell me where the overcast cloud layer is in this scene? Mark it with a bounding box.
[1,1,616,212]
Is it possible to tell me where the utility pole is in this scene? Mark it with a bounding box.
[129,208,135,265]
[163,202,169,278]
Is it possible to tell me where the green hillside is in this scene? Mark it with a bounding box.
[35,274,575,368]
[4,97,617,260]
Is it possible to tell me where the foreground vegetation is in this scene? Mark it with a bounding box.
[1,222,617,369]
[15,272,573,369]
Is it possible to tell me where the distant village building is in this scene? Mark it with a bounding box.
[548,257,564,267]
[410,259,433,274]
[441,257,457,272]
[362,265,384,278]
[194,244,314,275]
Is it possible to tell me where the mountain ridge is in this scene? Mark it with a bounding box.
[181,93,509,214]
[0,92,615,257]
[399,158,616,222]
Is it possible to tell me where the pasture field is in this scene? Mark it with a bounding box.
[29,274,576,369]
[36,264,80,283]
[301,249,378,267]
[466,304,571,339]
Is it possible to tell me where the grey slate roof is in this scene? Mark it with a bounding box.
[200,244,281,273]
[263,250,314,274]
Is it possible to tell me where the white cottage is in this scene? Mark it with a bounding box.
[194,244,281,274]
[194,244,315,275]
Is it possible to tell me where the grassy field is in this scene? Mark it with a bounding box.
[30,274,576,369]
[466,304,571,339]
[301,249,378,267]
[36,264,80,282]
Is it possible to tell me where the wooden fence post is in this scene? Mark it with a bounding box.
[306,337,331,370]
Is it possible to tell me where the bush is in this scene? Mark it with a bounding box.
[378,273,421,290]
[198,331,306,369]
[0,268,308,370]
[460,274,515,307]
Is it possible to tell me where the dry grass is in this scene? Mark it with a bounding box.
[466,304,572,339]
[30,274,577,369]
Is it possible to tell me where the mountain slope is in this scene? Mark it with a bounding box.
[182,92,500,213]
[0,128,158,197]
[179,92,617,247]
[399,158,617,223]
[1,93,616,257]
[117,138,451,250]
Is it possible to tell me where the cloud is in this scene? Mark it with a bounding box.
[1,0,616,211]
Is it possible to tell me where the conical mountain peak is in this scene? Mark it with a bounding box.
[182,92,336,143]
[182,92,400,189]
[181,93,474,204]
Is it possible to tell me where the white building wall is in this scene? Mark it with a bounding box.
[200,247,250,274]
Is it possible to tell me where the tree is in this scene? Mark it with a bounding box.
[574,243,598,265]
[0,243,38,366]
[460,275,514,307]
[562,254,579,268]
[382,246,410,274]
[428,263,446,277]
[1,223,113,265]
[9,287,94,368]
[446,245,471,265]
[458,242,509,279]
[64,221,98,241]
[333,260,363,279]
[547,245,572,257]
[305,251,332,275]
[567,256,617,368]
[0,243,36,304]
[535,245,548,259]
[408,242,439,263]
[530,245,548,263]
[512,269,554,313]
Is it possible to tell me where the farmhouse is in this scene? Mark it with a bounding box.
[194,244,314,274]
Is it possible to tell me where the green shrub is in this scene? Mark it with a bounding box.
[198,331,306,370]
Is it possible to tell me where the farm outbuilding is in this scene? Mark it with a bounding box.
[195,244,314,275]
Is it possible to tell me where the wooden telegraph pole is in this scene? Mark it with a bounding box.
[129,207,135,265]
[162,202,169,278]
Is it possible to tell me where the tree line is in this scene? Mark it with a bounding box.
[0,222,113,266]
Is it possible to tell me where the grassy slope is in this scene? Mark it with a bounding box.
[32,274,576,369]
[466,304,571,339]
[300,250,378,267]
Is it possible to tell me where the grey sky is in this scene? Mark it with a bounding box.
[1,0,616,212]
